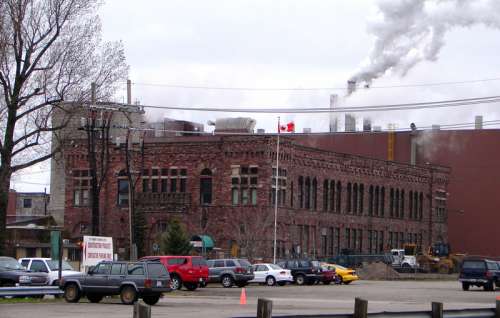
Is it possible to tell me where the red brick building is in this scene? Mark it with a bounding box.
[62,134,449,260]
[293,128,500,257]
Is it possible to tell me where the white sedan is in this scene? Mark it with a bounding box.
[249,263,294,286]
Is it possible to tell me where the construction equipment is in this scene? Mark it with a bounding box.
[416,242,465,274]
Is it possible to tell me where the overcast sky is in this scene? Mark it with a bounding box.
[12,0,500,192]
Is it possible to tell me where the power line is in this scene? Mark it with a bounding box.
[111,95,500,113]
[129,77,500,91]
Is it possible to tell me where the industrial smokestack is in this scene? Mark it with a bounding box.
[475,115,483,129]
[363,118,372,132]
[347,80,356,95]
[329,94,338,132]
[345,114,356,132]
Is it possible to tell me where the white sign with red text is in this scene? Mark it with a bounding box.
[82,236,114,268]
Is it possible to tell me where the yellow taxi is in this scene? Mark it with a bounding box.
[321,263,359,285]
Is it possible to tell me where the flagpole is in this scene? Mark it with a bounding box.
[273,117,280,264]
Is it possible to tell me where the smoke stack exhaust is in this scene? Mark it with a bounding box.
[347,80,356,95]
[475,116,483,129]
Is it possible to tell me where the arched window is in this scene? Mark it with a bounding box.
[336,181,342,213]
[353,183,358,214]
[330,180,335,212]
[200,168,212,205]
[380,187,385,217]
[359,184,364,215]
[395,189,400,218]
[368,185,374,216]
[400,190,405,218]
[312,178,317,210]
[299,176,304,208]
[323,180,329,211]
[347,183,352,213]
[305,177,311,209]
[390,188,394,217]
[374,186,380,216]
[414,192,419,219]
[409,191,414,219]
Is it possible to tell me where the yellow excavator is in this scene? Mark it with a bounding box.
[413,243,465,274]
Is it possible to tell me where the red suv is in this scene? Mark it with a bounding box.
[141,256,209,291]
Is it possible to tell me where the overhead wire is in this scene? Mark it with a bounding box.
[128,77,500,91]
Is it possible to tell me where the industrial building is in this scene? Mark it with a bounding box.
[58,116,449,260]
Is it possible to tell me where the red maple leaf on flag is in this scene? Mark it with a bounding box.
[278,121,295,133]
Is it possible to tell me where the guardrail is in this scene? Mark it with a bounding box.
[0,286,63,297]
[238,298,500,318]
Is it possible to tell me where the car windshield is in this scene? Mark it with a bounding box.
[463,261,486,270]
[46,260,74,271]
[269,264,282,270]
[0,258,24,271]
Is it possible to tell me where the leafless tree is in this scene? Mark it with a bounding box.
[229,207,274,261]
[0,0,128,253]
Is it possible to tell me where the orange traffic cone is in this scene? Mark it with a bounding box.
[239,288,247,305]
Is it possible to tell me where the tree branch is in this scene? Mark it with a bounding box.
[11,145,60,173]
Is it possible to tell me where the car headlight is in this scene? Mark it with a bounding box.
[19,275,31,283]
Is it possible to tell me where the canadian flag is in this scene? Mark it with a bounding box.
[278,121,295,133]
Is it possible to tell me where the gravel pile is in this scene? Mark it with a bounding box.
[357,262,401,280]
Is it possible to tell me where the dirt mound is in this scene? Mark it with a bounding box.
[357,262,400,280]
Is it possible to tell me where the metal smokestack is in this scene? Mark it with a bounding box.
[347,80,356,95]
[345,114,356,132]
[363,118,372,132]
[475,115,483,129]
[329,94,338,132]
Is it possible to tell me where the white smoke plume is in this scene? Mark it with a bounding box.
[350,0,500,87]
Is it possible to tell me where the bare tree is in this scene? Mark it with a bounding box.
[0,0,128,253]
[229,207,274,261]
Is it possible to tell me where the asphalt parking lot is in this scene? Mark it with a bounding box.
[2,281,499,318]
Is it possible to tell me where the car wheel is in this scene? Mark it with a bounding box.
[344,280,352,285]
[64,283,81,303]
[266,276,276,286]
[120,286,137,305]
[221,275,234,288]
[462,282,470,291]
[484,281,494,291]
[170,275,182,290]
[87,294,103,303]
[295,274,305,286]
[184,282,198,291]
[142,294,160,306]
[277,281,286,286]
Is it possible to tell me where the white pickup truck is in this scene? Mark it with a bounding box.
[391,249,419,270]
[19,257,81,285]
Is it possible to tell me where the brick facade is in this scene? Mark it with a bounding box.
[62,134,449,261]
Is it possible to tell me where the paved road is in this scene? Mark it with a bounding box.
[2,281,499,318]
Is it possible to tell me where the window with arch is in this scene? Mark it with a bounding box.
[400,190,405,218]
[305,177,311,209]
[347,182,352,213]
[409,190,414,219]
[312,178,317,210]
[353,183,358,214]
[380,187,385,217]
[200,168,213,205]
[299,176,304,208]
[336,181,342,213]
[395,189,400,218]
[359,184,364,215]
[368,185,374,216]
[374,186,380,216]
[323,180,329,211]
[390,188,394,217]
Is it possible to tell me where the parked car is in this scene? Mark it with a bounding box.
[276,259,322,285]
[60,260,171,305]
[319,265,336,285]
[0,256,49,287]
[207,258,254,288]
[459,257,500,291]
[140,255,208,291]
[322,263,359,285]
[18,257,81,286]
[249,263,293,286]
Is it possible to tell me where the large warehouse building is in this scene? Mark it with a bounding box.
[294,126,500,257]
[57,116,449,260]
